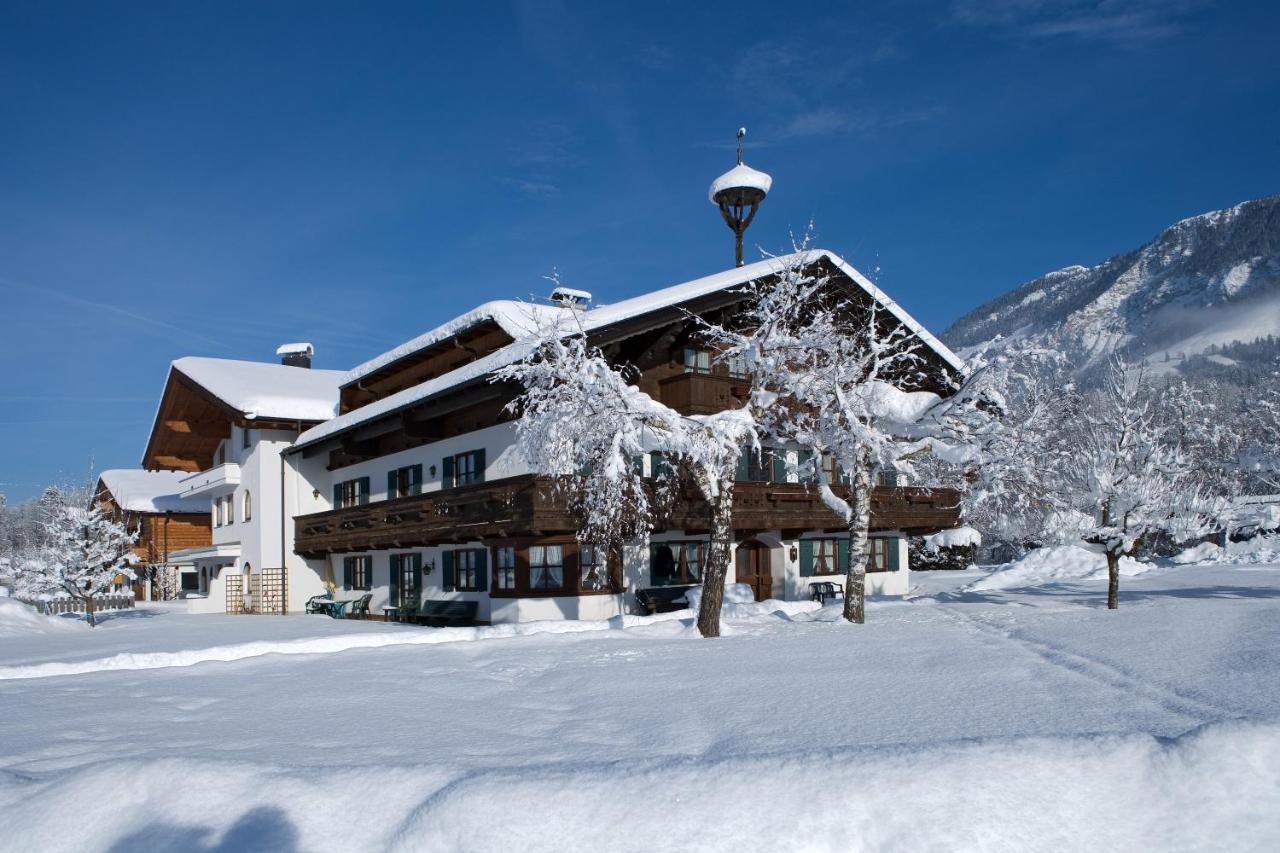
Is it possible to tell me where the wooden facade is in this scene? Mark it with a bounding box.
[294,474,960,559]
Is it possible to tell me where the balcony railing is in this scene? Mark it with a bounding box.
[178,463,241,498]
[294,474,961,558]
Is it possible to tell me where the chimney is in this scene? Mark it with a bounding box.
[276,342,314,369]
[550,286,592,310]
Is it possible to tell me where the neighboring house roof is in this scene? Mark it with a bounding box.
[292,250,964,453]
[170,357,344,422]
[98,469,207,514]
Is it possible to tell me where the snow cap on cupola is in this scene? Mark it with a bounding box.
[709,128,771,267]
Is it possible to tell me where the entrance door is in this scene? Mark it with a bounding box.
[735,541,772,602]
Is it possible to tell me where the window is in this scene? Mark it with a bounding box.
[528,544,564,591]
[649,541,704,586]
[868,537,896,572]
[682,348,711,374]
[242,491,252,522]
[214,498,223,527]
[799,537,898,576]
[387,464,423,499]
[333,477,371,509]
[495,546,516,591]
[579,544,608,591]
[343,555,371,590]
[443,549,486,592]
[735,447,779,482]
[821,454,843,485]
[391,553,422,607]
[181,572,199,592]
[242,427,251,450]
[216,442,226,466]
[225,495,234,525]
[443,450,485,488]
[727,354,750,379]
[877,470,900,487]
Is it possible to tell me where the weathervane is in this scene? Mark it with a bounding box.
[709,127,772,267]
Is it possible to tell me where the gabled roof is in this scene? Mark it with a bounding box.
[342,302,563,388]
[98,469,206,514]
[171,357,343,422]
[291,250,963,453]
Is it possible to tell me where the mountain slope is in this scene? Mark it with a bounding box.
[944,195,1280,370]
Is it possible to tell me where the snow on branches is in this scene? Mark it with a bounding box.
[11,485,138,626]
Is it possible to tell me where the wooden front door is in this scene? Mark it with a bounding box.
[735,542,772,602]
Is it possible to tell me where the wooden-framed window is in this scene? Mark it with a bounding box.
[333,477,370,509]
[735,447,783,483]
[649,541,704,586]
[387,464,423,499]
[494,546,516,591]
[343,555,371,590]
[799,537,898,576]
[726,354,750,379]
[442,449,485,488]
[877,470,900,487]
[390,553,423,607]
[579,544,607,591]
[681,348,711,374]
[442,549,486,592]
[527,544,565,591]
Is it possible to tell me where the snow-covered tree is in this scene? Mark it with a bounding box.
[700,241,994,623]
[1061,359,1216,609]
[11,485,138,626]
[496,302,756,638]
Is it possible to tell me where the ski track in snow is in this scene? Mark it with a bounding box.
[936,604,1240,725]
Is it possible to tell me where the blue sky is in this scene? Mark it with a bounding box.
[1,0,1278,500]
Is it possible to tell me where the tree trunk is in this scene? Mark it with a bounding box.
[696,468,736,639]
[1106,550,1120,610]
[84,593,97,627]
[842,463,871,624]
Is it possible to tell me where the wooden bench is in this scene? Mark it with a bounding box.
[635,585,697,615]
[418,600,479,626]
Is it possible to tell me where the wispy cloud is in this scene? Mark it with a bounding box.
[497,176,562,197]
[951,0,1204,44]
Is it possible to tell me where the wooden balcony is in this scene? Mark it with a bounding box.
[656,371,750,416]
[294,475,961,558]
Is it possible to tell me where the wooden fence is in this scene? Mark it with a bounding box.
[30,594,136,615]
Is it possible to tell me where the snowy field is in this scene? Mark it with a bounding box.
[2,556,1279,852]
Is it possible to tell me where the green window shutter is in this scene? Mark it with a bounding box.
[411,553,423,593]
[388,555,400,608]
[772,450,787,483]
[357,477,370,505]
[342,557,353,588]
[797,450,813,480]
[476,549,488,592]
[442,550,455,591]
[735,448,750,482]
[799,540,814,577]
[888,537,901,571]
[409,465,422,495]
[333,483,343,507]
[474,448,486,483]
[387,470,398,499]
[839,539,851,574]
[442,456,455,489]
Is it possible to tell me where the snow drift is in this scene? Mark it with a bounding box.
[967,545,1152,592]
[3,720,1275,853]
[0,598,86,638]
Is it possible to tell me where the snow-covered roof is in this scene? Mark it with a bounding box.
[342,301,563,388]
[172,357,343,422]
[292,250,964,453]
[709,163,772,203]
[98,469,207,514]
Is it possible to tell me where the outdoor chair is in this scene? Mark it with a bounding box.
[305,594,334,615]
[346,593,373,620]
[809,581,845,604]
